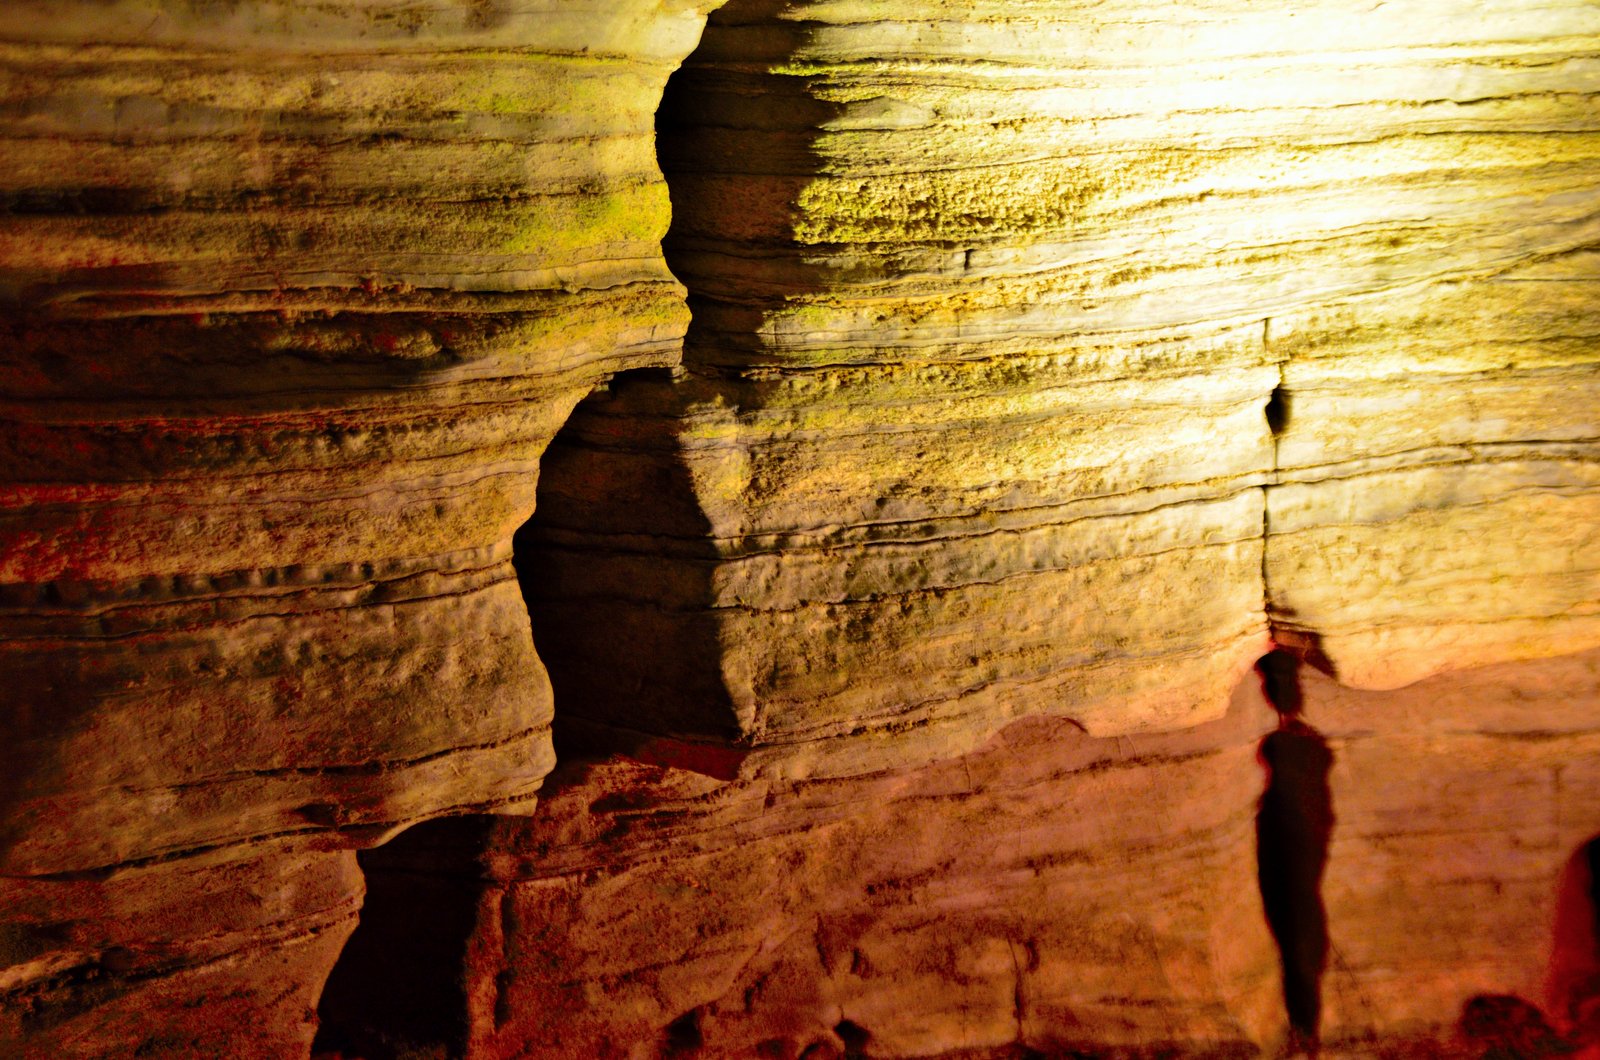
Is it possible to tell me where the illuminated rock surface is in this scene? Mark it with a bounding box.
[524,0,1600,780]
[0,0,1596,1056]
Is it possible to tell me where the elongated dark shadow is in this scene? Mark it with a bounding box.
[1255,649,1335,1053]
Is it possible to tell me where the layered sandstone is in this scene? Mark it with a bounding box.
[0,0,1596,1055]
[521,0,1600,783]
[335,679,1282,1059]
[0,1,720,1053]
[1305,648,1600,1052]
[332,648,1600,1059]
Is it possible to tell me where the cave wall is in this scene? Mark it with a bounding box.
[0,1,720,1054]
[0,0,1597,1057]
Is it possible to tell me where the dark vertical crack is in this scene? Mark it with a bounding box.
[1255,649,1335,1054]
[312,817,498,1059]
[1262,320,1288,637]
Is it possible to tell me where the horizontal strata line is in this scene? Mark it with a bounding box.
[56,275,679,306]
[772,636,1252,743]
[1283,364,1600,390]
[1272,448,1600,489]
[508,797,1233,884]
[114,722,550,794]
[1269,607,1600,642]
[1268,498,1600,532]
[0,40,671,64]
[0,556,509,617]
[688,130,1600,178]
[558,636,1253,755]
[0,576,522,643]
[574,400,1272,446]
[696,40,1600,77]
[723,542,1262,613]
[679,213,1598,271]
[0,182,666,216]
[4,453,547,496]
[530,479,1268,557]
[2,787,549,882]
[688,359,1275,388]
[0,907,361,1002]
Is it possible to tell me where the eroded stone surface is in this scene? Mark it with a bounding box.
[0,839,361,1060]
[0,0,722,1050]
[1300,647,1600,1051]
[349,680,1281,1059]
[522,0,1600,780]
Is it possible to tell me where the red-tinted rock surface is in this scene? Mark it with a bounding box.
[1303,647,1600,1054]
[341,681,1281,1059]
[327,649,1600,1060]
[0,841,361,1059]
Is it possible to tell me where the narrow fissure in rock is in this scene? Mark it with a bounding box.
[312,818,498,1059]
[1254,649,1335,1054]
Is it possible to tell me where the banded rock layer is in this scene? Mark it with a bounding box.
[334,647,1600,1060]
[0,1,721,1054]
[522,0,1600,781]
[338,680,1283,1059]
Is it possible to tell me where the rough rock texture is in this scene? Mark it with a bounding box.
[0,842,361,1060]
[327,649,1600,1060]
[338,678,1282,1059]
[0,0,1597,1055]
[0,1,720,1052]
[521,0,1600,781]
[1304,647,1600,1053]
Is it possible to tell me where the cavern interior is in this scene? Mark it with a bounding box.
[1,1,1598,1057]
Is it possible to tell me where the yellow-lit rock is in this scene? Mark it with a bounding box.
[524,0,1600,777]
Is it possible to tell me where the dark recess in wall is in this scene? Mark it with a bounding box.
[1254,650,1334,1052]
[313,817,497,1060]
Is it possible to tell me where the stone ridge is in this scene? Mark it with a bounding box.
[522,0,1600,778]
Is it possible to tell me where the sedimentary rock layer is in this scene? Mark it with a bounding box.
[0,0,721,1050]
[326,647,1600,1060]
[0,0,720,874]
[1301,646,1600,1052]
[343,680,1281,1059]
[522,0,1600,777]
[0,839,361,1060]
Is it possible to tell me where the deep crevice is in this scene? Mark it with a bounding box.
[312,817,499,1060]
[1254,649,1335,1053]
[1265,382,1292,439]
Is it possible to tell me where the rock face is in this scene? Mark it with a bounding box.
[0,1,720,1054]
[522,0,1600,782]
[341,681,1282,1059]
[0,0,1597,1056]
[331,648,1600,1059]
[1307,649,1600,1050]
